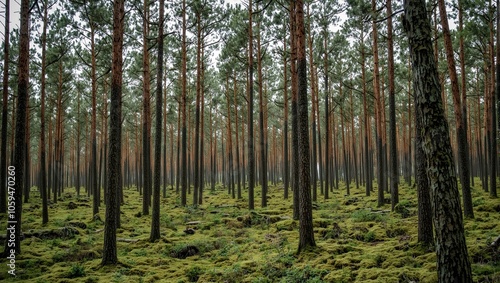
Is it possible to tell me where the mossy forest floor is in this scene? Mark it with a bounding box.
[0,181,499,282]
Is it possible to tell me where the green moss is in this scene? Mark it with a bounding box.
[1,184,497,283]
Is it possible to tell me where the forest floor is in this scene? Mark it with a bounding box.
[0,181,499,283]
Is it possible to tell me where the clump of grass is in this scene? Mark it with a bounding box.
[281,265,327,283]
[68,263,86,278]
[185,266,203,282]
[351,209,386,222]
[363,231,376,242]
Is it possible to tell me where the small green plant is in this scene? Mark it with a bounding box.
[364,231,376,242]
[351,209,386,222]
[68,263,86,278]
[186,266,203,282]
[281,265,326,283]
[133,248,148,256]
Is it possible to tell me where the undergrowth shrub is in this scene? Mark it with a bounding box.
[281,265,327,283]
[68,263,86,278]
[351,209,386,222]
[186,266,203,282]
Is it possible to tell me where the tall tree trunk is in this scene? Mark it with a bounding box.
[199,47,206,204]
[257,18,267,208]
[150,0,164,242]
[24,103,30,203]
[490,0,498,197]
[388,0,398,211]
[324,33,329,200]
[181,0,188,206]
[234,75,242,199]
[142,0,151,215]
[91,23,99,217]
[372,0,384,207]
[290,0,300,218]
[415,69,434,247]
[193,8,202,206]
[247,0,255,210]
[102,0,124,266]
[2,0,29,256]
[0,0,10,213]
[283,30,289,200]
[39,0,49,223]
[361,27,371,196]
[403,1,472,280]
[437,0,474,218]
[307,5,317,201]
[296,0,315,253]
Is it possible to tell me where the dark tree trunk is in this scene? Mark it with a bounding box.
[437,0,474,218]
[150,0,164,242]
[324,34,329,200]
[142,0,151,215]
[296,0,316,253]
[180,0,188,206]
[403,0,472,281]
[257,18,267,208]
[247,0,255,210]
[388,0,399,211]
[193,8,202,206]
[0,0,10,214]
[415,83,434,247]
[283,30,289,200]
[2,0,29,256]
[290,0,299,219]
[102,0,124,266]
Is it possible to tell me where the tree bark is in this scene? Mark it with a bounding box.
[2,0,29,256]
[403,0,472,280]
[290,0,300,219]
[247,0,255,210]
[387,0,399,211]
[296,0,316,253]
[0,0,10,214]
[102,0,124,266]
[150,0,164,242]
[437,0,474,218]
[181,0,188,206]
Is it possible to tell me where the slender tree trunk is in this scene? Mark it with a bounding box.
[490,0,498,197]
[290,0,300,218]
[142,0,151,215]
[91,23,99,217]
[437,0,474,218]
[39,0,49,223]
[102,0,124,266]
[388,0,398,211]
[324,34,329,200]
[234,75,242,199]
[372,0,384,207]
[296,0,315,253]
[283,25,289,200]
[193,9,202,206]
[257,18,267,208]
[0,0,10,213]
[150,0,164,242]
[415,71,434,247]
[2,0,29,256]
[181,0,188,206]
[248,0,255,210]
[361,27,371,196]
[24,95,30,204]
